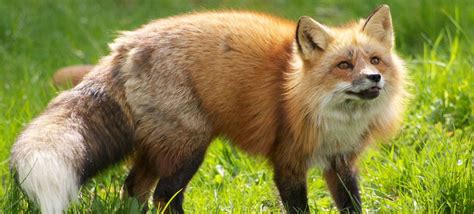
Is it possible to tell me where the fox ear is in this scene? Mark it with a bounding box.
[296,16,333,60]
[363,5,394,48]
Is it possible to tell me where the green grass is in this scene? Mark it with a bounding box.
[0,0,472,213]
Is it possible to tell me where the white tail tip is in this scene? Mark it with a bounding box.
[14,151,80,214]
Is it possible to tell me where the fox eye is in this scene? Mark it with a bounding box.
[337,61,352,70]
[371,57,380,65]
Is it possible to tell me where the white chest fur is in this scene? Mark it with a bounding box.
[311,101,380,169]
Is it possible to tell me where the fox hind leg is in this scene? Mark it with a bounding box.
[121,51,213,212]
[129,108,212,213]
[121,157,159,209]
[152,147,208,214]
[121,133,210,214]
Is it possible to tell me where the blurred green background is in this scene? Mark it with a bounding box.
[0,0,472,213]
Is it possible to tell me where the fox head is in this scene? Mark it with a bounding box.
[293,5,405,110]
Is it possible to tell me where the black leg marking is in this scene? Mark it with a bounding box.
[153,149,206,213]
[273,163,309,213]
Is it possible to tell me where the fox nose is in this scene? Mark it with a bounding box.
[366,74,381,82]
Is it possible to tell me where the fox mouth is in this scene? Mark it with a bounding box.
[346,86,381,100]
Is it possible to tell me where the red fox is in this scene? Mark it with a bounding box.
[10,5,407,213]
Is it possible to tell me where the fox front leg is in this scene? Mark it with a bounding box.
[323,155,362,213]
[272,159,310,213]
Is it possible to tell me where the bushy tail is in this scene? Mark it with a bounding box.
[11,146,82,213]
[10,82,134,213]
